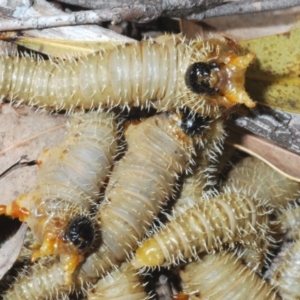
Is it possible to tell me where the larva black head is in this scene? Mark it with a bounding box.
[64,215,95,250]
[181,108,210,137]
[185,62,219,95]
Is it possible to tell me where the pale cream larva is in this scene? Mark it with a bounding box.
[0,111,119,285]
[180,251,279,300]
[132,192,272,268]
[0,36,255,116]
[86,262,150,300]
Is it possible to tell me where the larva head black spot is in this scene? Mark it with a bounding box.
[181,108,210,137]
[185,62,219,95]
[64,215,95,250]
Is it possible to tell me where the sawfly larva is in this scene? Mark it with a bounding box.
[179,251,279,300]
[79,110,210,281]
[0,111,118,284]
[86,262,150,300]
[222,156,300,211]
[132,192,271,268]
[0,35,255,116]
[271,238,300,300]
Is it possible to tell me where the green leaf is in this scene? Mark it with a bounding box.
[240,29,300,113]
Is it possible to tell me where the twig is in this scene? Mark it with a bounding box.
[203,0,300,18]
[1,0,299,32]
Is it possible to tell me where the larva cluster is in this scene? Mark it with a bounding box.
[0,35,255,116]
[86,262,150,300]
[179,251,279,300]
[2,110,214,299]
[132,192,271,268]
[0,111,118,284]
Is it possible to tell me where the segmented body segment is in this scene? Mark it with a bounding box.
[222,157,300,210]
[0,36,255,115]
[180,252,279,300]
[277,206,300,240]
[79,111,206,280]
[132,192,271,268]
[271,239,300,300]
[3,257,68,300]
[0,111,118,284]
[171,117,225,218]
[87,262,150,300]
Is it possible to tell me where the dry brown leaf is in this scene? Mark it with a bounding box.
[0,105,67,205]
[0,223,27,280]
[226,126,300,182]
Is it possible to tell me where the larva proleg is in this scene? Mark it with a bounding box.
[132,192,271,268]
[0,36,255,115]
[179,251,279,300]
[0,111,118,284]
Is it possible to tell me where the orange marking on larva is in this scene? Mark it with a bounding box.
[9,202,29,221]
[174,293,190,300]
[0,204,7,214]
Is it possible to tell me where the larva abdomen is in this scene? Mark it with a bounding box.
[87,262,150,300]
[0,36,255,115]
[132,192,271,268]
[180,252,279,300]
[222,156,300,210]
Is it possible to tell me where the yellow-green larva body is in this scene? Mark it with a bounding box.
[0,36,255,115]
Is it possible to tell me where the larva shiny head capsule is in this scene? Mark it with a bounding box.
[184,37,255,112]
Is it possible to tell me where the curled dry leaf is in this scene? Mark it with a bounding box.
[226,126,300,182]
